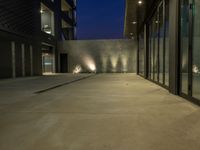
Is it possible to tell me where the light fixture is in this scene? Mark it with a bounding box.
[44,53,49,56]
[73,65,82,74]
[193,65,199,74]
[40,9,44,13]
[130,33,133,35]
[138,0,143,5]
[132,21,137,24]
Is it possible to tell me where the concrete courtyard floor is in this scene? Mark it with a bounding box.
[0,73,200,150]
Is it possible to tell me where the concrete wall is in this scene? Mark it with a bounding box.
[0,31,42,79]
[58,39,137,73]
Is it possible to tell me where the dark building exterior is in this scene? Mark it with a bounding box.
[0,0,76,78]
[125,0,200,105]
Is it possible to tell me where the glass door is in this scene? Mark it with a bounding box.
[180,0,190,96]
[192,0,200,100]
[153,13,159,82]
[158,2,164,84]
[164,0,169,86]
[42,53,54,74]
[148,21,153,80]
[180,0,200,102]
[147,0,169,88]
[139,32,145,76]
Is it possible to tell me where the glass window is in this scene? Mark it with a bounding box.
[139,32,145,75]
[192,0,200,99]
[165,0,169,86]
[148,23,152,79]
[147,0,169,87]
[159,3,164,84]
[180,0,189,94]
[150,21,154,80]
[40,3,55,36]
[153,14,159,82]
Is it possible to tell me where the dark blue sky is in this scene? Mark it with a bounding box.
[76,0,125,40]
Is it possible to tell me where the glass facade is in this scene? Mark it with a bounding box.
[192,0,200,99]
[159,4,164,84]
[145,0,169,87]
[135,0,200,104]
[139,32,145,76]
[164,0,169,86]
[154,14,159,82]
[180,0,189,95]
[148,22,153,79]
[180,0,200,101]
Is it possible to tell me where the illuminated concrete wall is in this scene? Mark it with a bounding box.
[58,39,137,73]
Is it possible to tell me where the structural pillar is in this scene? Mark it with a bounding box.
[168,0,179,94]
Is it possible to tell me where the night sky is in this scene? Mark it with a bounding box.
[76,0,125,40]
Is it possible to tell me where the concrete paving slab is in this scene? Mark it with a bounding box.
[0,74,200,150]
[0,74,92,104]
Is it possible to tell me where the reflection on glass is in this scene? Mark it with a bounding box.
[151,21,154,80]
[148,23,152,79]
[192,0,200,99]
[159,4,164,84]
[154,14,159,82]
[42,53,53,73]
[165,0,169,86]
[147,1,169,87]
[139,32,145,75]
[180,0,189,94]
[41,3,55,35]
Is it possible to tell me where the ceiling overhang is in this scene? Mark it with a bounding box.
[124,0,150,39]
[124,0,138,39]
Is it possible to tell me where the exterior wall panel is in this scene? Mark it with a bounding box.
[58,39,137,73]
[15,42,22,77]
[0,0,76,78]
[25,45,31,76]
[0,39,12,78]
[0,0,40,37]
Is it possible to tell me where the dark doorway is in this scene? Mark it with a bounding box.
[60,54,68,73]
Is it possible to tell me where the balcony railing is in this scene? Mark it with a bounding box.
[65,0,76,8]
[61,11,76,26]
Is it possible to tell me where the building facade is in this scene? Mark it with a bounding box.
[125,0,200,105]
[0,0,76,78]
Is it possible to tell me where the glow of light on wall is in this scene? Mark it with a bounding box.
[88,63,96,72]
[102,56,108,73]
[121,55,128,72]
[73,65,82,74]
[111,55,119,72]
[84,55,96,72]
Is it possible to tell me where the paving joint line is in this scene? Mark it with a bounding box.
[34,74,95,94]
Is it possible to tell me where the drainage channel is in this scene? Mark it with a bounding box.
[34,75,94,94]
